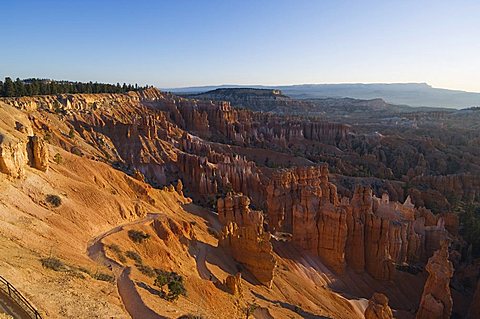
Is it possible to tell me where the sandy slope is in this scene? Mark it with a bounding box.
[0,138,189,318]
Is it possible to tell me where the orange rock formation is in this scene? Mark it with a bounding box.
[364,293,394,319]
[266,165,450,279]
[218,193,276,287]
[416,241,454,319]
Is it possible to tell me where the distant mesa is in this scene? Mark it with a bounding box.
[171,83,480,109]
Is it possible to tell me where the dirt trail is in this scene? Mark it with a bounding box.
[191,242,216,281]
[86,213,166,319]
[87,213,157,263]
[117,268,165,319]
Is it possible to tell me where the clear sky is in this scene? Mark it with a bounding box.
[1,0,479,91]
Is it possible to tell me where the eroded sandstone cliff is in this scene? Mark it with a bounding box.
[265,165,450,280]
[218,193,276,287]
[416,241,453,319]
[0,104,48,178]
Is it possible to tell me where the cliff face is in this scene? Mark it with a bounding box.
[160,95,351,148]
[265,165,449,280]
[217,194,263,227]
[218,193,276,287]
[0,103,48,178]
[178,135,265,205]
[28,135,49,171]
[265,166,348,272]
[416,241,454,319]
[0,133,29,178]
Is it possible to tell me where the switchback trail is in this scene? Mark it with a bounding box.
[86,213,166,319]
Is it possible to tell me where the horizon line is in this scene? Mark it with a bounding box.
[162,82,480,94]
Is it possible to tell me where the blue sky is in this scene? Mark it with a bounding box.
[1,0,479,91]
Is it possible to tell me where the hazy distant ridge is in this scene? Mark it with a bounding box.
[169,83,480,109]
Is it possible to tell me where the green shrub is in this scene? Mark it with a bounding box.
[107,244,126,263]
[40,257,65,271]
[71,147,83,157]
[154,272,170,291]
[108,243,121,254]
[77,266,91,275]
[69,270,87,279]
[44,132,52,142]
[125,250,142,264]
[93,272,115,283]
[154,269,186,301]
[136,264,156,277]
[127,230,150,243]
[167,279,187,301]
[245,303,258,319]
[68,128,75,138]
[46,194,62,207]
[53,153,63,164]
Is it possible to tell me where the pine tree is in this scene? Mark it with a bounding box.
[15,78,26,96]
[25,84,32,96]
[30,81,40,95]
[49,81,57,95]
[39,81,49,95]
[0,78,147,96]
[4,77,16,97]
[87,81,93,93]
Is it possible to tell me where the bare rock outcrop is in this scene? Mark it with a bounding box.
[175,179,183,196]
[416,241,454,319]
[364,293,394,319]
[0,104,47,177]
[0,133,29,178]
[178,135,264,205]
[218,194,276,287]
[364,213,396,281]
[220,222,276,287]
[266,165,450,280]
[28,135,49,172]
[315,203,348,273]
[224,272,242,295]
[266,165,347,272]
[217,193,263,227]
[266,165,338,233]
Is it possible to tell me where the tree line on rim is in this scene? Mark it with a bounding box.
[0,77,149,97]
